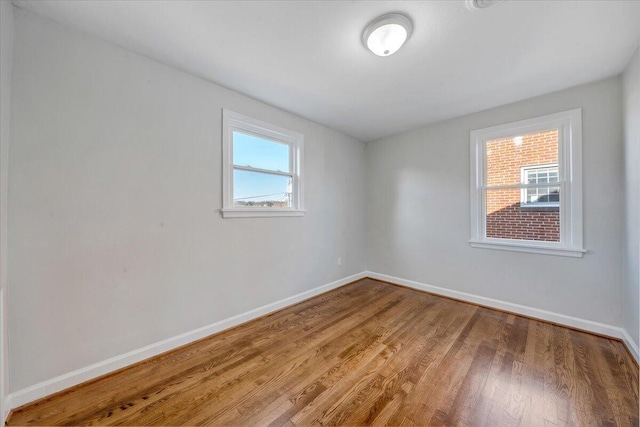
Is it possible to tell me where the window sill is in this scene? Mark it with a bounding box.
[469,239,586,258]
[519,203,559,210]
[221,208,306,218]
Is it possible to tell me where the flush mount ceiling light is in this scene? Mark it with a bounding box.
[362,13,413,57]
[465,0,504,10]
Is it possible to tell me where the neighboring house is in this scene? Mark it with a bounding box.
[485,130,560,241]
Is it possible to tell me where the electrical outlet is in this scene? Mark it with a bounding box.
[337,257,342,266]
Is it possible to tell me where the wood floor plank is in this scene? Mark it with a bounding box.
[7,278,639,426]
[186,291,419,425]
[249,295,435,426]
[122,290,405,425]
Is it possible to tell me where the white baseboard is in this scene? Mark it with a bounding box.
[621,328,639,362]
[5,270,637,417]
[5,272,367,413]
[365,271,638,363]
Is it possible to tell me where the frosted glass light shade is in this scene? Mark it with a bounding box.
[363,13,413,57]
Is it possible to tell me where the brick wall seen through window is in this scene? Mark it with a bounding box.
[485,130,559,242]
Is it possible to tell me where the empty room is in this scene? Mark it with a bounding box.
[0,0,639,425]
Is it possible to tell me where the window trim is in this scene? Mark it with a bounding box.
[469,108,585,257]
[520,163,560,208]
[221,109,305,218]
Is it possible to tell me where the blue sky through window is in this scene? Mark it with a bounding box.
[233,132,289,171]
[233,132,291,203]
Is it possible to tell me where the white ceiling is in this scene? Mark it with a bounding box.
[13,0,640,142]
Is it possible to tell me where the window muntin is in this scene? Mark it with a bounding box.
[521,165,559,207]
[469,109,584,257]
[222,110,304,218]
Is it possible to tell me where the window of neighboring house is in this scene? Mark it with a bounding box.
[469,109,584,257]
[520,164,560,207]
[221,109,304,218]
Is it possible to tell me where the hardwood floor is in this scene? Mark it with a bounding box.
[7,279,639,426]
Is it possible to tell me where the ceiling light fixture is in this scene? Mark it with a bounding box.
[465,0,504,10]
[362,13,413,57]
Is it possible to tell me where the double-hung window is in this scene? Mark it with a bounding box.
[221,110,304,218]
[469,108,584,257]
[520,164,560,207]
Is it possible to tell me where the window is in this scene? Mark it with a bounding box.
[222,110,304,218]
[469,109,584,257]
[521,164,559,207]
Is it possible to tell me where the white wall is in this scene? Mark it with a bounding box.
[367,77,625,328]
[623,46,640,351]
[8,8,367,393]
[0,1,14,422]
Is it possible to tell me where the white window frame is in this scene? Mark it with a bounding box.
[469,108,585,257]
[520,164,560,208]
[221,109,305,218]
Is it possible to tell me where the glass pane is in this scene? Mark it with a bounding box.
[485,188,560,242]
[233,169,292,208]
[485,129,558,186]
[233,131,290,172]
[523,173,559,205]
